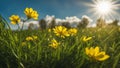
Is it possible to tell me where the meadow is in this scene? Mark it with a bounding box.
[0,7,120,68]
[0,21,120,68]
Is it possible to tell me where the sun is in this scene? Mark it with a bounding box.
[86,0,120,19]
[96,1,112,15]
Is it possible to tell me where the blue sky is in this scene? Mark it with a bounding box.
[0,0,93,22]
[0,0,120,23]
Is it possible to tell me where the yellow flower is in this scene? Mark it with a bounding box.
[9,15,20,24]
[85,46,110,61]
[26,36,34,41]
[26,35,38,41]
[24,8,39,20]
[53,26,69,38]
[83,36,92,42]
[49,39,59,49]
[68,28,78,36]
[32,35,38,40]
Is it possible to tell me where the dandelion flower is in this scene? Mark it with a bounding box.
[83,36,92,42]
[24,8,39,20]
[53,26,69,38]
[68,28,78,36]
[85,46,110,61]
[26,36,34,41]
[26,35,38,41]
[9,15,20,25]
[49,39,59,49]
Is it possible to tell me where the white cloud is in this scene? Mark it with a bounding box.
[9,24,19,30]
[65,16,81,23]
[81,15,93,23]
[65,16,81,27]
[43,15,94,27]
[55,18,67,25]
[55,16,82,27]
[44,15,55,24]
[44,15,82,27]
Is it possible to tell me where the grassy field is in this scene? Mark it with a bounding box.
[0,22,120,68]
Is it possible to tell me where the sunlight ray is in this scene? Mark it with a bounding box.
[86,0,120,19]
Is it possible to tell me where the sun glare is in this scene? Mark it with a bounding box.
[87,0,120,19]
[96,1,112,15]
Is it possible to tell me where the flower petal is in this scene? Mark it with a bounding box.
[94,46,100,56]
[98,55,110,61]
[85,47,89,55]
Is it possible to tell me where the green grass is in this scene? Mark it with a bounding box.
[0,24,120,68]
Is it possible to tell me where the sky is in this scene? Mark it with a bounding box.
[0,0,94,21]
[0,0,120,29]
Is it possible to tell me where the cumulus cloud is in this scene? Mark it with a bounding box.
[43,15,94,27]
[44,15,55,24]
[55,18,67,25]
[65,16,81,27]
[56,16,81,27]
[65,16,81,23]
[44,15,82,27]
[81,15,93,23]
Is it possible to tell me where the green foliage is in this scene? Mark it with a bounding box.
[96,18,106,28]
[61,22,71,28]
[0,14,7,28]
[39,19,47,30]
[48,18,56,29]
[77,17,90,28]
[0,25,120,68]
